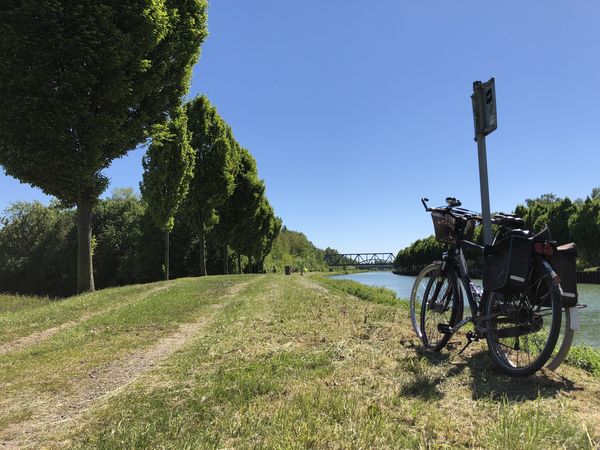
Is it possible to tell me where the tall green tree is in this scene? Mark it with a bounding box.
[227,149,266,273]
[518,194,575,244]
[185,96,236,276]
[141,112,195,280]
[252,202,282,273]
[0,0,207,292]
[569,196,600,266]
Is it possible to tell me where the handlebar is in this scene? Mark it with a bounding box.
[421,196,482,221]
[421,196,526,226]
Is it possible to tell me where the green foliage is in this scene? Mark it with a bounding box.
[520,195,576,245]
[93,189,145,289]
[565,346,600,379]
[185,96,237,228]
[0,201,76,297]
[141,110,195,232]
[246,198,282,270]
[264,227,329,272]
[0,186,284,295]
[140,110,195,279]
[0,0,207,203]
[226,149,266,267]
[393,235,445,273]
[0,190,146,296]
[569,197,600,267]
[185,96,238,275]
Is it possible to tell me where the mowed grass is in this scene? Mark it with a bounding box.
[0,274,599,448]
[0,282,177,345]
[0,293,54,314]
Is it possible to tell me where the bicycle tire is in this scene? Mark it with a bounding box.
[484,258,562,376]
[410,263,442,339]
[419,267,463,351]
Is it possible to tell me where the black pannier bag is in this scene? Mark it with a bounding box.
[483,233,533,293]
[549,243,578,307]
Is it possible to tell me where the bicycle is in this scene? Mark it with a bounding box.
[409,197,579,377]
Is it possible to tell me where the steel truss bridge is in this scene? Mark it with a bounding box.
[324,253,396,269]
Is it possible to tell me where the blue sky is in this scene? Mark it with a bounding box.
[1,1,599,253]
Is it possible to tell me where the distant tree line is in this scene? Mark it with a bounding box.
[264,227,332,273]
[0,183,280,298]
[394,189,600,273]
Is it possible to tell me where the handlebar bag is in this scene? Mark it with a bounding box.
[483,234,533,293]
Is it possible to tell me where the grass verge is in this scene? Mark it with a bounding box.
[566,345,600,379]
[0,274,598,448]
[317,276,405,307]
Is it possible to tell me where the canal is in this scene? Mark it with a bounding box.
[333,271,600,348]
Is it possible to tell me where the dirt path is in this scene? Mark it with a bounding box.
[0,284,172,357]
[0,279,253,449]
[298,275,329,294]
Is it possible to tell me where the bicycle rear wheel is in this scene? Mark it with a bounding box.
[410,263,442,339]
[484,258,561,376]
[546,306,576,371]
[419,267,462,351]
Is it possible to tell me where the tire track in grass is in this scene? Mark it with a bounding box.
[0,284,173,357]
[0,278,257,449]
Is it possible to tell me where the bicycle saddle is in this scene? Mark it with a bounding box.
[492,214,525,228]
[445,197,462,207]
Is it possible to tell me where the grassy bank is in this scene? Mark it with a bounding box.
[0,274,599,448]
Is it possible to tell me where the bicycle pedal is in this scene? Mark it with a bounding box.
[466,330,479,342]
[437,323,452,334]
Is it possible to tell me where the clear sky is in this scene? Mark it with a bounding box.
[1,1,599,254]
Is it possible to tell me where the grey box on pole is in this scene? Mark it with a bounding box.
[471,77,497,139]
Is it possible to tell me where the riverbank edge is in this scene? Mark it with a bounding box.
[393,268,600,284]
[318,274,600,380]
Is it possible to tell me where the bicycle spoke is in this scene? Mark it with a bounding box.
[485,264,561,376]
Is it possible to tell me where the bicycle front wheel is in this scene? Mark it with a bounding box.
[419,267,462,351]
[410,263,442,339]
[485,258,562,377]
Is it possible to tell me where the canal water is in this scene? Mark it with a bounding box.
[333,271,600,348]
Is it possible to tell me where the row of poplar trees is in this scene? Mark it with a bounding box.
[141,96,281,281]
[0,0,279,292]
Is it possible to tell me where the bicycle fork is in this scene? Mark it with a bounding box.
[436,249,484,352]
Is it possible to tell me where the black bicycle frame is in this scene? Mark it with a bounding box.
[443,237,484,327]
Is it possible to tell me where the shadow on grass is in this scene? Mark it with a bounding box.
[398,343,581,403]
[398,374,444,401]
[459,349,581,402]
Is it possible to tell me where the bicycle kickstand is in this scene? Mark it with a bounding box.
[457,330,479,355]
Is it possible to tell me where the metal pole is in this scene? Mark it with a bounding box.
[476,133,492,244]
